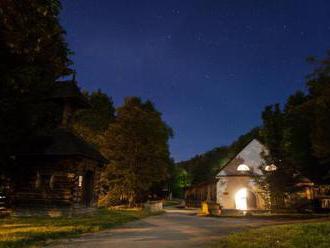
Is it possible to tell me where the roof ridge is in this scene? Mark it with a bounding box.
[215,138,263,178]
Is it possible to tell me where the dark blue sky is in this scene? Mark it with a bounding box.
[60,0,330,162]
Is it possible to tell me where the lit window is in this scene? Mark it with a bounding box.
[49,175,55,189]
[237,164,250,171]
[264,164,277,171]
[78,176,83,187]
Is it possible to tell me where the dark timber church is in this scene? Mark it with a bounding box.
[7,80,107,214]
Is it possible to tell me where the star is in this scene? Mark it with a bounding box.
[171,9,180,15]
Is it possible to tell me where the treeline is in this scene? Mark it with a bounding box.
[261,53,330,199]
[0,0,173,205]
[177,52,330,197]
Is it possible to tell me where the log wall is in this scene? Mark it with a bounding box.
[10,156,102,210]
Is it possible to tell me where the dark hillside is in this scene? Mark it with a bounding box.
[177,127,261,185]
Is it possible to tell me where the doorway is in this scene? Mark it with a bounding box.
[82,171,94,207]
[235,188,257,210]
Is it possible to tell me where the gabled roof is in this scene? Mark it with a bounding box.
[17,128,107,164]
[216,138,265,177]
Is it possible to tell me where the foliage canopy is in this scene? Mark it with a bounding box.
[101,97,173,204]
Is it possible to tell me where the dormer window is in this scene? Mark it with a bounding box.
[237,164,250,171]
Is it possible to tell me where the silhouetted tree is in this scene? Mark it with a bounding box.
[73,90,115,148]
[0,0,72,178]
[259,104,300,208]
[306,52,330,179]
[259,52,330,208]
[168,164,191,198]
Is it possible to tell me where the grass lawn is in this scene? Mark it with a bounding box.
[209,221,330,248]
[0,208,160,248]
[163,199,182,207]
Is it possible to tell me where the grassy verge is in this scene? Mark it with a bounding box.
[0,208,161,248]
[163,199,182,207]
[215,213,330,219]
[209,221,330,248]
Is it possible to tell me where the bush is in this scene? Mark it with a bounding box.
[288,197,314,213]
[98,193,123,207]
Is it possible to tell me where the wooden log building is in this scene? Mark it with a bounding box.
[8,80,107,213]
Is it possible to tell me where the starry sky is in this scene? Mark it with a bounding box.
[60,0,330,162]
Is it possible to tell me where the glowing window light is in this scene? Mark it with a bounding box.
[235,188,247,210]
[237,164,250,171]
[78,176,83,187]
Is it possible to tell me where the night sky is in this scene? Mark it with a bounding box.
[60,0,330,162]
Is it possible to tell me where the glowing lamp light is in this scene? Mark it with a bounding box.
[235,188,248,210]
[264,164,277,171]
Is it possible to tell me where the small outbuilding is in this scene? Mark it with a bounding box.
[185,180,217,208]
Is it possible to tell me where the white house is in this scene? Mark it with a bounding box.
[215,139,269,211]
[185,138,324,212]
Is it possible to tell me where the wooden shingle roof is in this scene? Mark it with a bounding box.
[50,80,90,108]
[17,128,107,164]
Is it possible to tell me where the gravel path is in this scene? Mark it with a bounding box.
[48,208,322,248]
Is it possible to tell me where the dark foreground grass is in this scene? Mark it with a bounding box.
[209,221,330,248]
[0,208,160,248]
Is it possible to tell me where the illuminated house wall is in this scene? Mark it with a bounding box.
[216,139,269,210]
